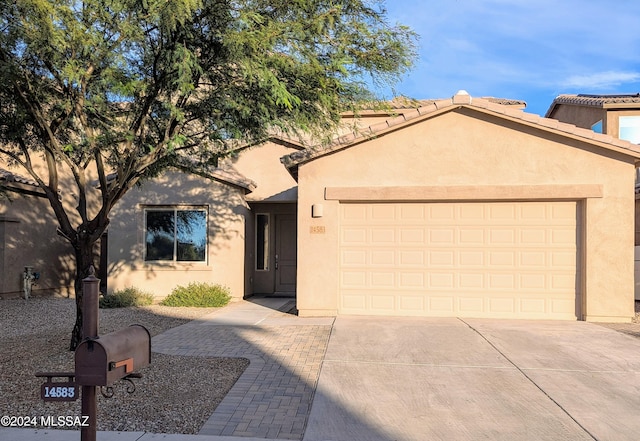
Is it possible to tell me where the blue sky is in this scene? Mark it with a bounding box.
[377,0,640,116]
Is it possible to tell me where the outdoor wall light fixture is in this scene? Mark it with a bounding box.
[311,204,324,218]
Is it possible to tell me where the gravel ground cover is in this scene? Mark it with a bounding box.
[0,296,249,434]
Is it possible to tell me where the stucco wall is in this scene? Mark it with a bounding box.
[548,105,606,132]
[1,185,76,298]
[296,109,636,321]
[107,170,250,299]
[228,141,299,202]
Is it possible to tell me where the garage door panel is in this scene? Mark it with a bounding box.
[371,250,395,265]
[459,228,485,244]
[488,297,515,313]
[339,201,578,319]
[459,273,485,289]
[399,250,425,265]
[520,298,545,313]
[400,272,425,288]
[371,228,395,243]
[430,297,455,312]
[489,251,516,266]
[342,228,367,244]
[399,296,425,311]
[371,204,396,220]
[342,271,367,287]
[400,228,425,244]
[429,229,456,244]
[400,205,426,219]
[520,251,547,267]
[460,250,485,266]
[371,294,395,310]
[430,250,455,266]
[551,251,576,267]
[342,204,367,220]
[371,272,395,287]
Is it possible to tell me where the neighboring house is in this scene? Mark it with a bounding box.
[106,91,640,322]
[545,93,640,300]
[545,93,640,144]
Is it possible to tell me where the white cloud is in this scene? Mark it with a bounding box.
[562,71,640,89]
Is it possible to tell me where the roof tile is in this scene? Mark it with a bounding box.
[386,114,407,128]
[0,168,39,187]
[368,121,391,133]
[433,98,452,110]
[417,103,438,115]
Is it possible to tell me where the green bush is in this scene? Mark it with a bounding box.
[99,287,154,308]
[160,282,231,307]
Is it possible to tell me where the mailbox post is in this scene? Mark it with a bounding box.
[81,268,100,441]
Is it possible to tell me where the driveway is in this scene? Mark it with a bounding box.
[305,317,640,441]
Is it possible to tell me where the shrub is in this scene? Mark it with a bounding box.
[160,282,231,307]
[99,287,154,308]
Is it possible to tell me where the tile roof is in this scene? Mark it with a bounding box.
[545,93,640,117]
[0,168,47,197]
[0,168,39,186]
[282,90,640,177]
[360,96,526,110]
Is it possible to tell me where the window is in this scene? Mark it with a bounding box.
[145,208,207,262]
[256,214,269,270]
[619,116,640,144]
[591,120,603,134]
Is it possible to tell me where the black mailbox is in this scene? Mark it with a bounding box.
[75,324,151,386]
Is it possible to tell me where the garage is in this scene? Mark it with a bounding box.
[286,92,639,322]
[338,201,579,319]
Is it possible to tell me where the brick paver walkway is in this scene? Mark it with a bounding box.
[152,300,334,440]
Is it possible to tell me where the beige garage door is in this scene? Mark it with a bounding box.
[339,201,578,319]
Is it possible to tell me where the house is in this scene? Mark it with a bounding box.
[105,91,640,322]
[545,93,640,300]
[545,93,640,144]
[0,169,75,298]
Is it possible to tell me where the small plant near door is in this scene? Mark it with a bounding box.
[160,283,231,307]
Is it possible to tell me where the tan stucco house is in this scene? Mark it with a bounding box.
[3,91,640,322]
[102,91,640,322]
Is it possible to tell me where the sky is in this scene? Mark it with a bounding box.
[377,0,640,116]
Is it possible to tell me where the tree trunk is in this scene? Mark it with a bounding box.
[69,239,96,351]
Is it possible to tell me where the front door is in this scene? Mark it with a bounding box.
[275,214,297,294]
[251,204,297,296]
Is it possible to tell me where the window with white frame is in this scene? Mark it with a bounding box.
[619,116,640,144]
[145,208,207,262]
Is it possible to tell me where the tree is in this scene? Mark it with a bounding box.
[0,0,416,349]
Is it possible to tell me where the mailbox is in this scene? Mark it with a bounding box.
[75,324,150,386]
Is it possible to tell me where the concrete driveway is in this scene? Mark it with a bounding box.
[304,317,640,441]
